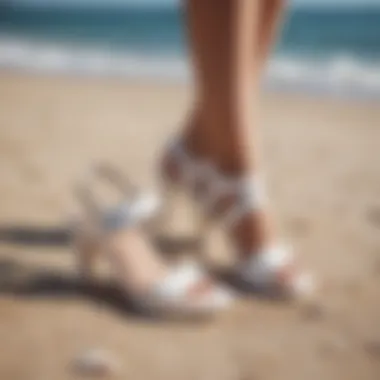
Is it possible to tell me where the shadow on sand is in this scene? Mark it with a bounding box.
[0,224,201,254]
[0,224,207,323]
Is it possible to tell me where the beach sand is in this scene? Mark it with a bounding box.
[0,72,380,380]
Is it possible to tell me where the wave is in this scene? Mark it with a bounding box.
[266,55,380,99]
[1,36,380,99]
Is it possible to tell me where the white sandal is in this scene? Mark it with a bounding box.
[161,137,209,195]
[71,163,234,318]
[71,163,160,281]
[159,139,315,299]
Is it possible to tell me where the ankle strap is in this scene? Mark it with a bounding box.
[169,138,210,189]
[102,192,159,231]
[220,176,267,227]
[204,172,267,227]
[76,164,160,232]
[169,138,267,227]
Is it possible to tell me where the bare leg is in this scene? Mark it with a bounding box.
[160,0,314,297]
[183,0,286,156]
[181,0,275,255]
[159,0,313,296]
[184,0,259,169]
[257,0,287,70]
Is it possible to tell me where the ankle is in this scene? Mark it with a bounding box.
[231,210,277,257]
[181,110,209,159]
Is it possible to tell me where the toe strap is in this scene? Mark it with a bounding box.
[147,261,234,313]
[240,245,294,286]
[152,261,205,300]
[239,245,315,297]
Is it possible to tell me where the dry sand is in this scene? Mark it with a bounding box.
[0,72,380,380]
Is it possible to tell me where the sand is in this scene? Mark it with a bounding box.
[0,72,380,380]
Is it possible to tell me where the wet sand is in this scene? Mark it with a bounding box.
[0,72,380,380]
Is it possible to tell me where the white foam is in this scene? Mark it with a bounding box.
[1,36,380,99]
[266,54,380,98]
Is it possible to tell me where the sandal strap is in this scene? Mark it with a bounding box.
[151,261,205,300]
[76,164,160,232]
[169,139,267,227]
[169,139,205,188]
[102,192,160,231]
[239,245,315,296]
[141,261,234,314]
[210,175,267,227]
[240,245,294,285]
[197,167,267,227]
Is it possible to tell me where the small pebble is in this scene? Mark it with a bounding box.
[71,348,121,377]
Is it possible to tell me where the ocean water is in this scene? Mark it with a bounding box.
[1,5,380,98]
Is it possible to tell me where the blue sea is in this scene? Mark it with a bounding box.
[1,4,380,98]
